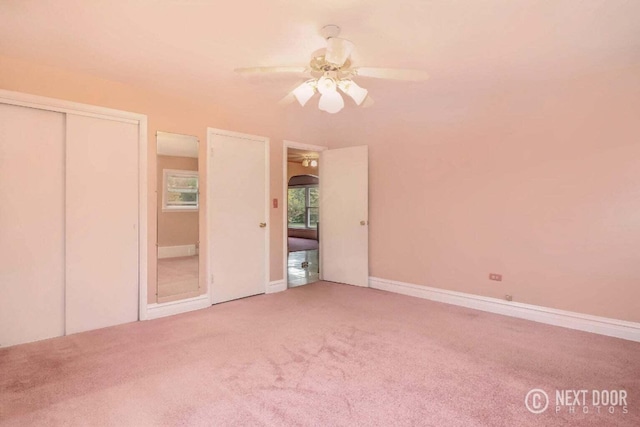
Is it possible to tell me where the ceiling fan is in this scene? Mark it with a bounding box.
[234,25,429,114]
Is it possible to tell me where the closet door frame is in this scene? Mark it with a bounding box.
[0,89,149,321]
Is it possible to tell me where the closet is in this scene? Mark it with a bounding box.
[0,93,146,347]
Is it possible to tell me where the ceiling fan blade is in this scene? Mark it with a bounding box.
[277,92,297,106]
[361,95,375,108]
[353,67,429,81]
[234,66,308,77]
[325,37,354,67]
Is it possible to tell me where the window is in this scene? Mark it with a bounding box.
[163,169,199,211]
[288,185,318,229]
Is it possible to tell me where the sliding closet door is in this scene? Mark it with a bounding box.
[65,114,139,334]
[0,104,65,347]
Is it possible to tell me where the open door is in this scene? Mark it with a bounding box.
[208,129,269,304]
[320,145,369,287]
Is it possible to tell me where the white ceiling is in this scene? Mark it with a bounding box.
[1,1,638,122]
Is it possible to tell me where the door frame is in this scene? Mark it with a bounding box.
[0,88,149,321]
[282,140,328,287]
[207,128,271,303]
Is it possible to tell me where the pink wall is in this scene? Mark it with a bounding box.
[2,54,638,323]
[325,66,640,323]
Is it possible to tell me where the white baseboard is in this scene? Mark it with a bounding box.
[158,244,197,259]
[369,277,640,343]
[146,294,210,320]
[266,279,286,294]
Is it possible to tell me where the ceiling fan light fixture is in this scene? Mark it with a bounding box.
[235,24,430,114]
[292,81,315,107]
[338,80,369,106]
[310,159,318,167]
[317,75,337,95]
[318,91,344,114]
[302,158,309,167]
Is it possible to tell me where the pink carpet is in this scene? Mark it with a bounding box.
[1,282,638,426]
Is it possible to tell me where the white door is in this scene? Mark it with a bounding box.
[320,145,369,287]
[65,114,139,334]
[209,130,268,304]
[0,104,65,347]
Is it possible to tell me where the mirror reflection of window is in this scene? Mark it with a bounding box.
[163,169,199,211]
[156,132,200,303]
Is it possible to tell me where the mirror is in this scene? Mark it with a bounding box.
[156,131,200,302]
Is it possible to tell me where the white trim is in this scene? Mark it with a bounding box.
[206,128,271,302]
[369,277,640,343]
[266,280,287,294]
[209,127,270,143]
[206,132,213,306]
[0,89,149,323]
[146,294,210,320]
[158,244,198,258]
[283,140,328,153]
[138,117,149,321]
[0,89,144,124]
[282,140,328,288]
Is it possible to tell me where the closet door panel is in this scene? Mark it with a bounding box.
[65,114,139,334]
[0,104,65,347]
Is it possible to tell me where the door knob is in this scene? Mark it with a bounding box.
[360,220,367,226]
[259,223,267,228]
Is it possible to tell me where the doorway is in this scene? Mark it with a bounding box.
[282,141,370,289]
[283,141,327,288]
[287,151,320,287]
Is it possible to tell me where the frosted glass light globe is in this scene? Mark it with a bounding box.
[318,91,344,114]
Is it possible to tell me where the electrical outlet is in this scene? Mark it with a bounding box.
[489,273,502,281]
[505,294,513,302]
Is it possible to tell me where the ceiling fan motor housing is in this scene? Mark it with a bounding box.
[310,56,353,78]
